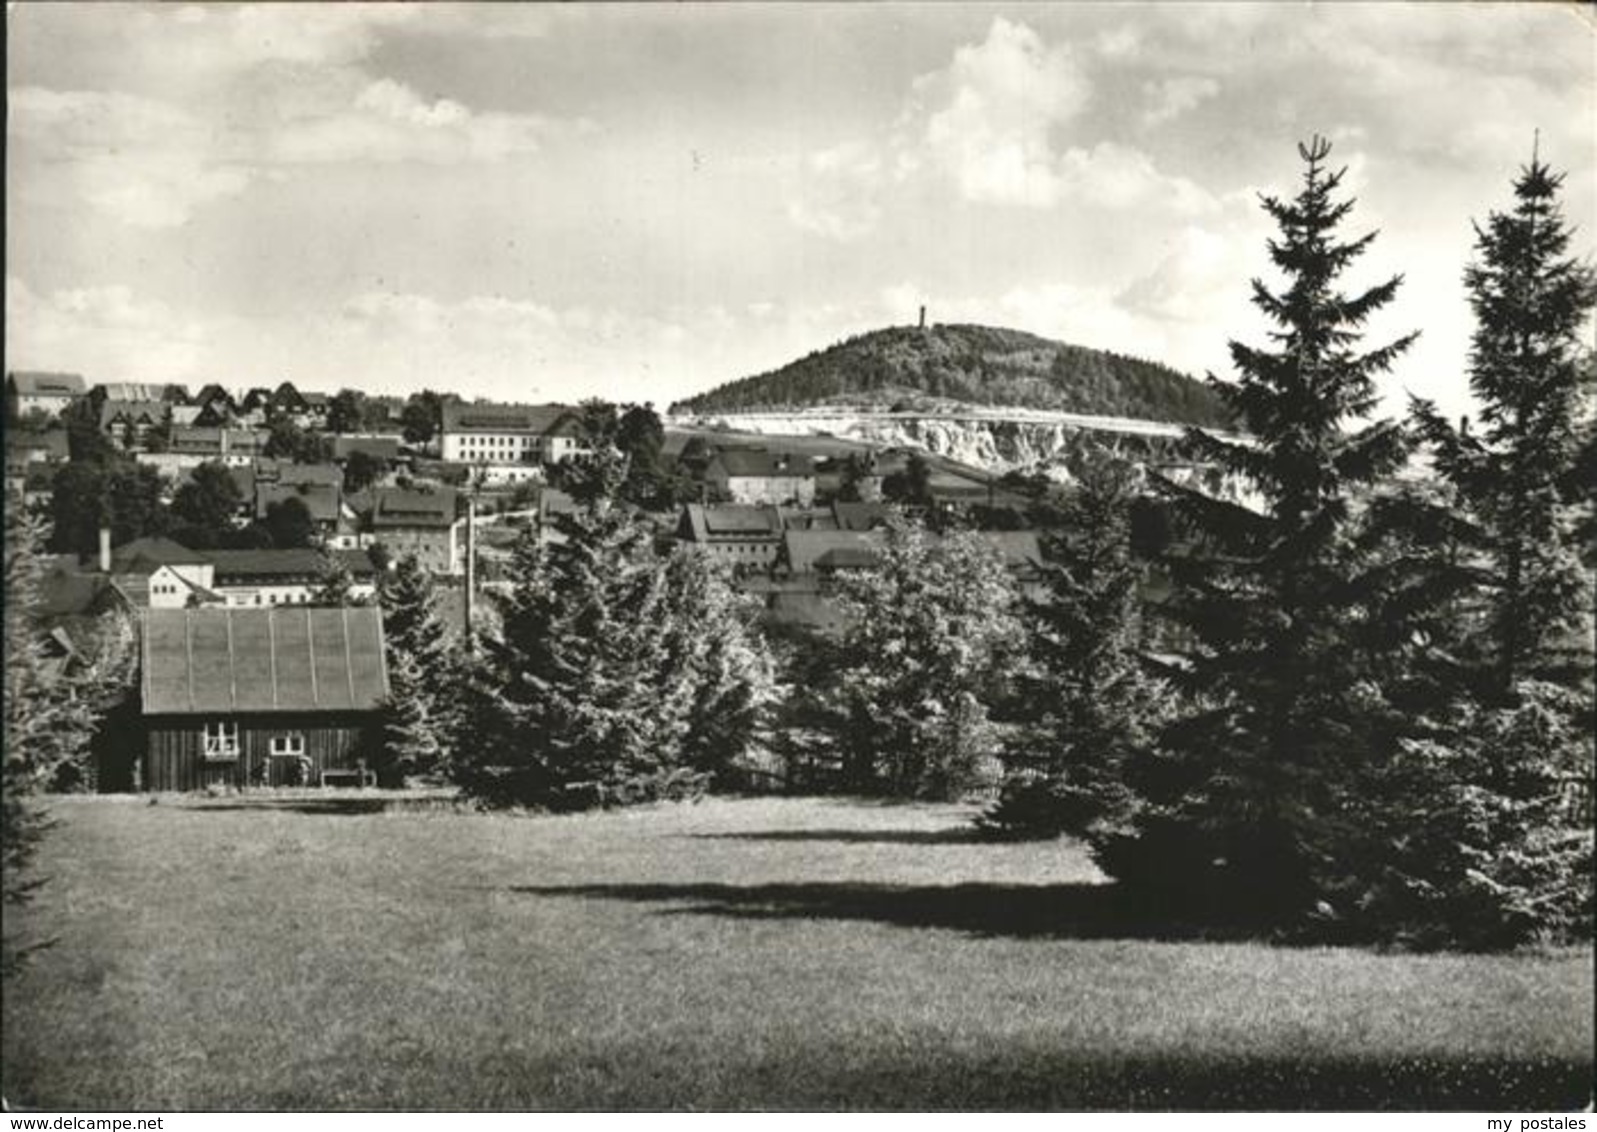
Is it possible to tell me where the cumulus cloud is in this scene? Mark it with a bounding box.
[269,78,582,166]
[907,17,1091,208]
[1055,142,1217,214]
[6,277,209,378]
[8,88,252,228]
[6,7,586,228]
[1117,225,1244,324]
[783,17,1217,232]
[1140,76,1220,128]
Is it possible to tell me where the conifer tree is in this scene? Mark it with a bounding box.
[379,555,450,665]
[983,462,1167,839]
[1412,151,1597,700]
[4,508,117,974]
[455,477,765,809]
[658,546,777,789]
[1361,150,1597,948]
[1104,137,1417,921]
[374,555,455,780]
[373,649,447,786]
[311,550,356,606]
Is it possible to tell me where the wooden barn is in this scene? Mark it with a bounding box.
[139,607,389,792]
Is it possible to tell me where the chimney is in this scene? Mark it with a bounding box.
[99,525,112,573]
[918,305,926,330]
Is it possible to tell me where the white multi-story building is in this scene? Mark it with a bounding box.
[439,402,587,466]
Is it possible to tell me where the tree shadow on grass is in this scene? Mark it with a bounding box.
[506,879,1246,943]
[178,797,393,816]
[684,828,986,845]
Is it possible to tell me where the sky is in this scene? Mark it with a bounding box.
[6,2,1594,418]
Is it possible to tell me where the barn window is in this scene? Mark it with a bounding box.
[203,721,239,760]
[269,733,305,758]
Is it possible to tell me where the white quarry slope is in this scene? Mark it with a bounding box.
[670,406,1246,476]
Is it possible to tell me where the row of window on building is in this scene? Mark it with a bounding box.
[202,723,303,759]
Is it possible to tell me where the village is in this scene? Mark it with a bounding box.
[5,369,1057,795]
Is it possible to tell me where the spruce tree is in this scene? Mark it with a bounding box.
[311,550,357,606]
[373,649,447,786]
[983,461,1167,839]
[658,546,777,790]
[379,555,450,665]
[1412,152,1597,700]
[1368,151,1597,948]
[458,482,697,809]
[4,508,115,974]
[375,555,455,780]
[1104,137,1417,923]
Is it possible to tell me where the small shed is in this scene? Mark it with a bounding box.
[139,607,389,791]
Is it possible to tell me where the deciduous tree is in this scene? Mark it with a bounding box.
[810,519,1021,799]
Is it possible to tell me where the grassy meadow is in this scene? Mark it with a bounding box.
[2,794,1591,1111]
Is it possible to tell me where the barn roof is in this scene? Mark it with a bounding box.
[141,606,388,715]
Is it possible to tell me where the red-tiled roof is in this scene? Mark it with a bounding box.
[141,606,388,715]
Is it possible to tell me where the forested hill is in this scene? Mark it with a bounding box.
[670,324,1233,428]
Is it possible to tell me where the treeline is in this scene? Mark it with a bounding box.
[670,323,1234,429]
